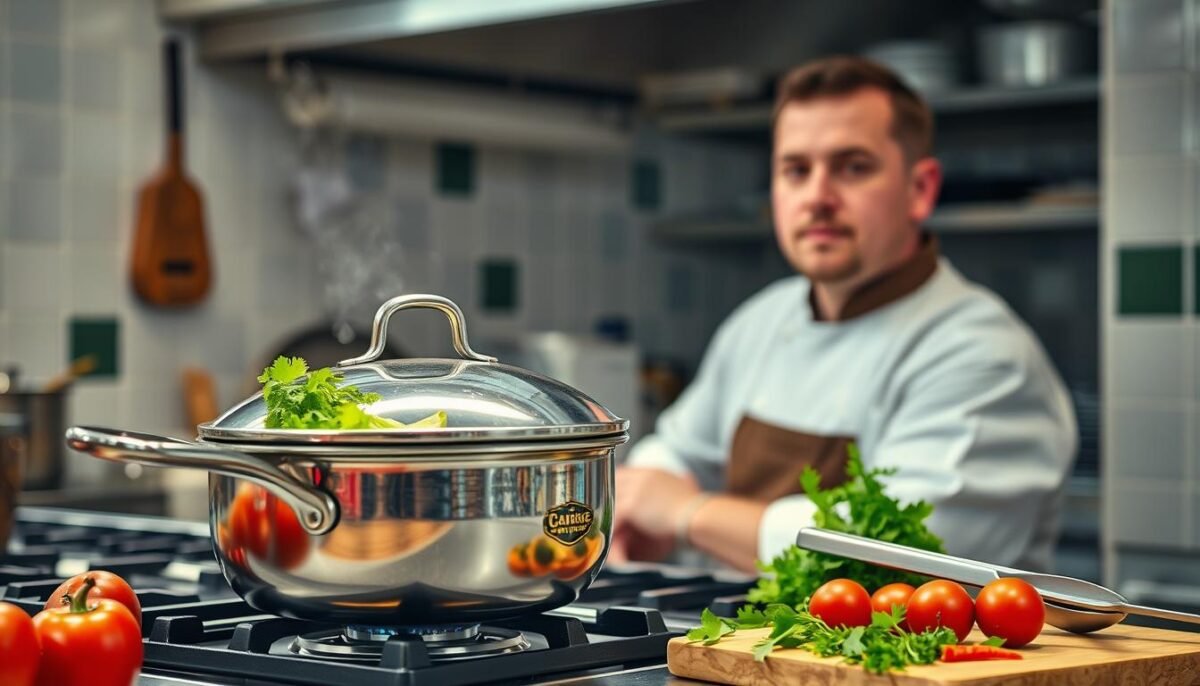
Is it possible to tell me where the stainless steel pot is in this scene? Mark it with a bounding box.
[66,294,627,626]
[0,390,65,490]
[978,21,1096,87]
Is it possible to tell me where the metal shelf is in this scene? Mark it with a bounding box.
[654,78,1100,134]
[926,78,1099,113]
[927,202,1099,232]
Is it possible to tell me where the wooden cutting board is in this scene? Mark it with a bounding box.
[667,624,1200,685]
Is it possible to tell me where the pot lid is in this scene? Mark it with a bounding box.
[198,295,628,446]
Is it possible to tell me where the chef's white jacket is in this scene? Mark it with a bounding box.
[626,258,1077,572]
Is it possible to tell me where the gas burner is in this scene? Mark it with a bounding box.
[345,623,480,642]
[278,624,531,663]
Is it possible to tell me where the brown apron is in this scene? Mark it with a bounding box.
[726,416,853,501]
[724,233,940,500]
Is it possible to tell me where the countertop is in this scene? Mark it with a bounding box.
[18,482,167,516]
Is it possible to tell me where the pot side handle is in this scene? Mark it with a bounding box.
[64,426,338,535]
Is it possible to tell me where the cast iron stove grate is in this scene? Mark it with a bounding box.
[142,603,677,686]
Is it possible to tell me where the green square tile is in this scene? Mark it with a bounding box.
[631,160,660,211]
[1195,246,1200,315]
[436,142,475,196]
[1118,246,1183,316]
[69,317,119,378]
[480,260,518,313]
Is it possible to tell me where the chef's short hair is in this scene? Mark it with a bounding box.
[773,56,933,162]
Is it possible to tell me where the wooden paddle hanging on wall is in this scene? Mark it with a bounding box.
[130,37,212,308]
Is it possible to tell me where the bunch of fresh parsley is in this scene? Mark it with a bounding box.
[747,443,944,607]
[257,356,446,430]
[688,605,972,674]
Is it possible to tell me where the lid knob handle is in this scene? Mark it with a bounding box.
[337,294,498,367]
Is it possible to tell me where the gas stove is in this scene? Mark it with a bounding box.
[3,507,756,685]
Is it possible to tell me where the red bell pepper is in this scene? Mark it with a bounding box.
[33,575,143,686]
[941,644,1024,662]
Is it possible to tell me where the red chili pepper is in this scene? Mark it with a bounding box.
[33,575,143,686]
[941,644,1024,662]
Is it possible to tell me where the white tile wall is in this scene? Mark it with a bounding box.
[9,0,63,38]
[120,308,180,378]
[66,243,121,313]
[1105,0,1200,584]
[1114,0,1186,74]
[1109,321,1192,398]
[1107,156,1188,241]
[8,41,61,106]
[4,243,63,315]
[1108,404,1189,481]
[68,178,120,243]
[6,177,62,240]
[6,315,63,384]
[1113,74,1188,156]
[67,0,132,47]
[174,309,248,376]
[5,107,62,176]
[1192,322,1200,402]
[0,37,9,102]
[70,111,123,181]
[69,47,121,112]
[1109,480,1187,547]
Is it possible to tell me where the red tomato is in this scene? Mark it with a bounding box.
[870,582,916,629]
[906,580,975,642]
[974,578,1045,648]
[228,483,310,570]
[0,601,39,686]
[44,570,142,628]
[808,578,873,628]
[33,577,143,686]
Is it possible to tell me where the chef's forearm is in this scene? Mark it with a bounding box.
[685,495,767,573]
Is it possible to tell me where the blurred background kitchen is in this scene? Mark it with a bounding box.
[0,0,1196,613]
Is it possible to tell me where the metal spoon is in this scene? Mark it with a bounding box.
[796,527,1200,634]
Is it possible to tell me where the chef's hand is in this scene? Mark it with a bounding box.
[609,466,700,563]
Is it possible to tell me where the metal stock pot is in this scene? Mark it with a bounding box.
[65,295,627,626]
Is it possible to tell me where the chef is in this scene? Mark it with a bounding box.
[610,56,1076,574]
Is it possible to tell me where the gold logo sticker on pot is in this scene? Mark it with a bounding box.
[543,501,594,545]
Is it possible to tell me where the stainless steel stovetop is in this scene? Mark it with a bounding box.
[3,507,754,686]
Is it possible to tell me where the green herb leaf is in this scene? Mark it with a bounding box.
[735,606,770,629]
[749,444,945,607]
[752,623,800,661]
[687,608,737,645]
[842,626,866,657]
[257,356,447,430]
[981,635,1006,647]
[716,602,960,672]
[870,606,904,631]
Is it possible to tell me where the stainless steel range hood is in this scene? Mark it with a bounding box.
[159,0,686,61]
[159,0,971,95]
